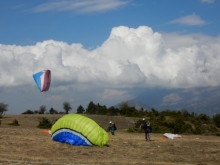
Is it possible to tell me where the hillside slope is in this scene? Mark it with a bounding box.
[0,114,140,130]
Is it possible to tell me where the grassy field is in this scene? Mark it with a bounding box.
[0,114,220,165]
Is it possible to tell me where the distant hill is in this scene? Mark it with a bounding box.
[127,86,220,116]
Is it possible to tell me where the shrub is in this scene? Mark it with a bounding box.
[180,123,193,134]
[173,118,185,134]
[151,124,170,133]
[22,110,34,114]
[134,119,142,128]
[126,128,140,133]
[8,119,20,126]
[192,125,202,134]
[213,114,220,128]
[216,132,220,136]
[120,108,219,135]
[37,117,52,129]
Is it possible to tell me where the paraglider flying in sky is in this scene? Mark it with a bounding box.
[49,114,109,146]
[33,70,51,92]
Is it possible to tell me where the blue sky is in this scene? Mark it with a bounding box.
[0,0,220,114]
[1,0,219,48]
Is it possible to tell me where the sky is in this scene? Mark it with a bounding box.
[0,0,220,114]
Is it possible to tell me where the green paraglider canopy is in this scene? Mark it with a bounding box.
[51,114,109,146]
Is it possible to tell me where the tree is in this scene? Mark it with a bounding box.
[198,113,210,123]
[213,114,220,128]
[0,102,8,116]
[151,108,159,116]
[118,101,140,117]
[97,104,108,115]
[63,102,72,114]
[181,109,190,119]
[138,107,147,116]
[118,101,129,110]
[76,105,85,114]
[39,105,47,114]
[49,108,58,114]
[34,110,39,114]
[107,106,119,116]
[86,101,97,114]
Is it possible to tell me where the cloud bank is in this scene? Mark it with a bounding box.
[0,25,220,113]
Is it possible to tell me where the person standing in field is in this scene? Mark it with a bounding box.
[109,121,116,135]
[140,118,151,141]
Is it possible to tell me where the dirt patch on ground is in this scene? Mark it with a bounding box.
[0,114,220,165]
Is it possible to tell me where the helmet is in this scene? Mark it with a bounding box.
[109,121,112,123]
[142,118,145,121]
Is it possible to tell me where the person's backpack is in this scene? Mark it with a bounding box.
[113,124,117,130]
[141,121,147,129]
[146,126,152,133]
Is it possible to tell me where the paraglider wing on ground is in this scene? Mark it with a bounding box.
[163,133,182,139]
[51,114,109,146]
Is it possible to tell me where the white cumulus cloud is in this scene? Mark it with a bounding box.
[0,25,220,114]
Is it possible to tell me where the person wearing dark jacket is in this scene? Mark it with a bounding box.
[109,121,115,135]
[140,118,151,141]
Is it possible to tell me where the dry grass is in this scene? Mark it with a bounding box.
[0,114,220,165]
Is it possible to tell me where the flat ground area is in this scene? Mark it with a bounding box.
[0,114,220,165]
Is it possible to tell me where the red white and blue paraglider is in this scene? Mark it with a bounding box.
[33,70,51,92]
